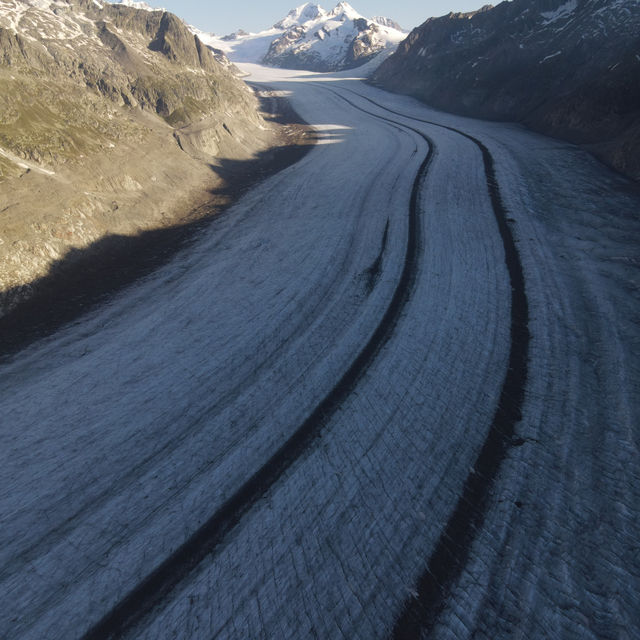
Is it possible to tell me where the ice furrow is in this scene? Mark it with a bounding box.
[1,84,421,639]
[315,84,530,638]
[80,89,435,640]
[110,72,512,640]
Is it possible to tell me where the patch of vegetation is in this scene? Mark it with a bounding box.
[164,95,211,127]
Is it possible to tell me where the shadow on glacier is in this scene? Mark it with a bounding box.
[0,122,344,358]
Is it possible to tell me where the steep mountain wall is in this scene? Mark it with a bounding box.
[0,0,276,316]
[372,0,640,181]
[0,0,265,159]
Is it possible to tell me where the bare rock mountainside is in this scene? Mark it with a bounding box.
[0,0,272,316]
[372,0,640,181]
[200,2,406,72]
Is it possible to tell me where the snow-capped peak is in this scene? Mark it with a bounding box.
[327,2,362,20]
[274,3,327,29]
[113,0,160,11]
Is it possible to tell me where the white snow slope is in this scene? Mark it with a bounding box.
[112,0,159,11]
[0,64,638,639]
[196,2,405,70]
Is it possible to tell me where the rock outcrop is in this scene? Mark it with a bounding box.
[372,0,640,181]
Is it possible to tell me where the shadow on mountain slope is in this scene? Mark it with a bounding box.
[0,135,317,358]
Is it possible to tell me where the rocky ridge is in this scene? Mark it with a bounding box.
[198,2,406,72]
[0,0,279,316]
[372,0,640,181]
[371,16,405,31]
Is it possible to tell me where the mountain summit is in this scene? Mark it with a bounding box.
[273,3,327,29]
[197,2,405,72]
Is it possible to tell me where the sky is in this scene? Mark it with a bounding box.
[142,1,485,35]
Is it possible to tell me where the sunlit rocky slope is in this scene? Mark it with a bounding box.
[0,0,273,315]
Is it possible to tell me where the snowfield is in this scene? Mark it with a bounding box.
[1,65,638,639]
[194,2,405,70]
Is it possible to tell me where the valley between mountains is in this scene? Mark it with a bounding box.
[1,62,639,639]
[1,1,639,639]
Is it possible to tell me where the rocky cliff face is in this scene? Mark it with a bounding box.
[0,0,275,316]
[0,0,264,157]
[372,0,640,181]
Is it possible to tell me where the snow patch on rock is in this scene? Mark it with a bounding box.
[541,0,577,24]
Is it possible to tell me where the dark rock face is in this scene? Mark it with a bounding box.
[0,0,271,316]
[372,0,640,180]
[147,11,214,71]
[263,18,386,71]
[345,23,383,68]
[353,17,368,32]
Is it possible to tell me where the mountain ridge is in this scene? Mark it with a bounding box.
[372,0,640,181]
[0,0,285,316]
[196,2,405,72]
